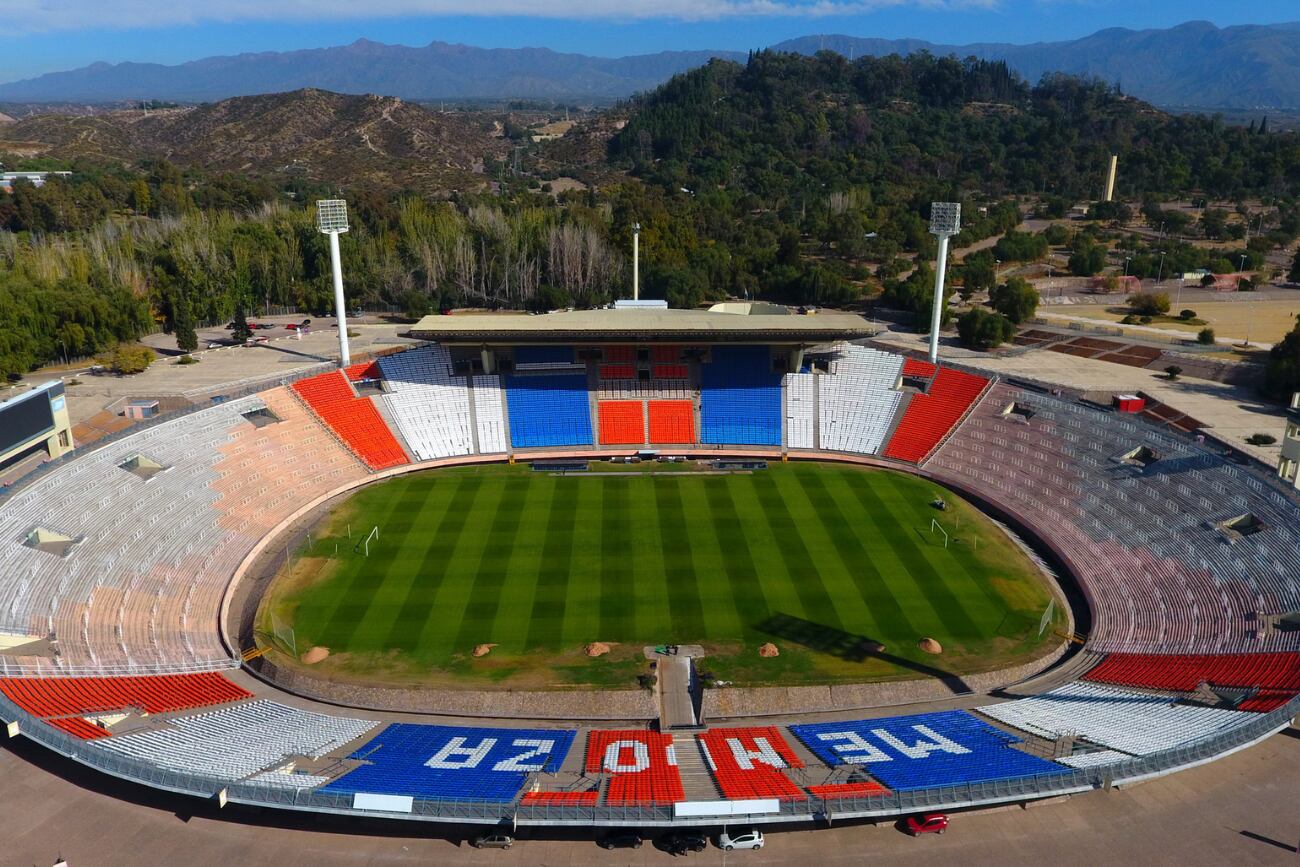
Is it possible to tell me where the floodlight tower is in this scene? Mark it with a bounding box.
[927,202,961,365]
[632,222,641,301]
[316,199,351,367]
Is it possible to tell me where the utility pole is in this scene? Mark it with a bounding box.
[632,222,641,301]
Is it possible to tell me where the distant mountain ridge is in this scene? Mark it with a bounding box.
[2,20,1299,110]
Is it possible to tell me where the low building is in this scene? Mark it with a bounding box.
[1279,393,1300,489]
[0,381,75,471]
[0,171,72,191]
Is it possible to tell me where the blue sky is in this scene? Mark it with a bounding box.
[2,0,1296,85]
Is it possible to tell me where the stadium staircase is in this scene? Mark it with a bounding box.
[673,734,723,801]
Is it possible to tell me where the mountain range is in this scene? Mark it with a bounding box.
[2,21,1299,110]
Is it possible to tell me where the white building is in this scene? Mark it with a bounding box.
[0,171,72,191]
[1279,393,1300,489]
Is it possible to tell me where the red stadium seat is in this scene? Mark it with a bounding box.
[648,400,695,444]
[599,364,637,380]
[652,364,688,380]
[0,672,253,739]
[697,727,806,801]
[291,370,408,470]
[585,730,684,806]
[604,346,636,363]
[598,401,645,445]
[520,790,600,805]
[1084,652,1300,712]
[807,780,890,799]
[883,366,989,463]
[651,345,680,363]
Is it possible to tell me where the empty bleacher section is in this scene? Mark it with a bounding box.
[599,364,637,380]
[324,723,576,801]
[586,730,684,805]
[648,400,696,444]
[697,727,806,801]
[783,373,816,449]
[520,789,600,805]
[927,381,1300,653]
[95,701,377,782]
[471,375,509,454]
[818,345,906,456]
[1084,652,1300,712]
[882,366,989,463]
[807,780,890,799]
[791,710,1059,791]
[0,672,250,730]
[699,347,782,446]
[291,369,408,469]
[505,373,594,447]
[0,388,368,674]
[377,346,474,460]
[979,682,1251,758]
[598,401,646,445]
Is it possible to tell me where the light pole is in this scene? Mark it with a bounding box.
[1124,256,1132,277]
[927,202,961,365]
[316,199,351,368]
[1156,251,1167,286]
[632,222,641,301]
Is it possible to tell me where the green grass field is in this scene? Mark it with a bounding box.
[259,461,1062,689]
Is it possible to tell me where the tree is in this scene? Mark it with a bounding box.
[956,308,1015,350]
[1068,243,1107,276]
[107,345,155,375]
[1263,316,1300,401]
[1129,292,1171,316]
[1197,327,1216,345]
[1164,364,1183,380]
[129,180,152,215]
[173,291,198,352]
[1289,250,1300,285]
[959,255,995,300]
[231,305,252,342]
[989,276,1040,324]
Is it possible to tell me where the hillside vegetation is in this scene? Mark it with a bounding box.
[2,53,1299,383]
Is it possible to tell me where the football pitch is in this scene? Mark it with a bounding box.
[261,461,1062,687]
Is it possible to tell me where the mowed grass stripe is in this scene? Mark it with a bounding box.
[383,475,485,651]
[810,468,917,640]
[878,471,1008,624]
[849,473,983,638]
[525,478,575,649]
[489,476,553,652]
[452,476,529,649]
[678,477,742,640]
[562,478,605,644]
[419,478,512,654]
[341,477,461,652]
[783,465,891,639]
[723,475,805,622]
[598,478,635,639]
[311,476,440,651]
[654,477,706,641]
[750,472,844,632]
[700,478,768,639]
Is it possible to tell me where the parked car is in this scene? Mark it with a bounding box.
[471,832,514,849]
[598,832,643,850]
[904,813,949,836]
[717,829,765,850]
[284,323,298,331]
[658,831,708,854]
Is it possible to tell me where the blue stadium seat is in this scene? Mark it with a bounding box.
[699,347,782,445]
[504,373,594,447]
[790,710,1062,790]
[323,723,577,802]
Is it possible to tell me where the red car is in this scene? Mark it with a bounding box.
[905,813,948,836]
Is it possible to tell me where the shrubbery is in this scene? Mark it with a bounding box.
[956,308,1015,350]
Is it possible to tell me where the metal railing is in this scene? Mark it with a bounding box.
[0,688,1293,828]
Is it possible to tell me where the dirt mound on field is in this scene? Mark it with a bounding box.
[584,642,612,657]
[301,646,330,664]
[918,637,943,655]
[472,644,497,658]
[758,643,780,658]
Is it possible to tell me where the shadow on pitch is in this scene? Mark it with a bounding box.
[757,613,971,694]
[1238,830,1296,853]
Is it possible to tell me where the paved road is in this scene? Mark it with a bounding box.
[4,727,1298,867]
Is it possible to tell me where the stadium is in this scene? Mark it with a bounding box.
[2,289,1299,847]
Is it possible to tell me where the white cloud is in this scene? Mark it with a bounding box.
[2,0,999,33]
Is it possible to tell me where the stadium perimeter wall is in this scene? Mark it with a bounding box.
[222,447,1072,721]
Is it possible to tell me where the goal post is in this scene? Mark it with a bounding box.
[929,518,950,549]
[1038,598,1056,637]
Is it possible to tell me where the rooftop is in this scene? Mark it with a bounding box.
[409,306,875,344]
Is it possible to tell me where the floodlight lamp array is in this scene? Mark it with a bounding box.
[316,199,349,233]
[929,202,961,236]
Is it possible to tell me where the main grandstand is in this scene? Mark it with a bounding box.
[0,301,1298,832]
